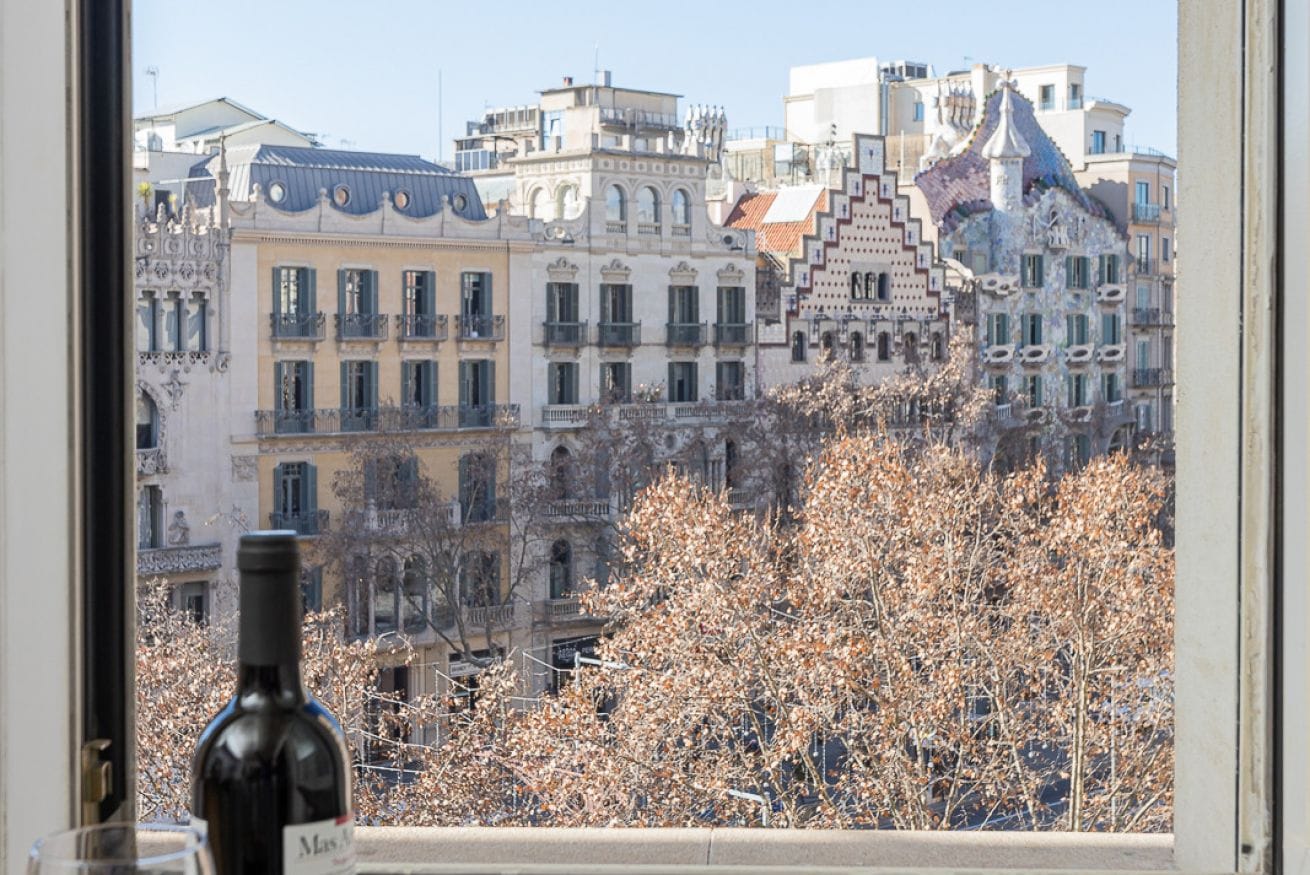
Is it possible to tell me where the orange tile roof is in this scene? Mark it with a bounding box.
[725,190,827,258]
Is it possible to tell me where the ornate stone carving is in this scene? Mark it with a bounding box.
[136,543,222,577]
[231,455,258,482]
[136,447,167,477]
[599,258,631,282]
[167,510,190,546]
[163,368,187,408]
[545,256,580,281]
[668,261,698,284]
[137,350,213,374]
[716,263,746,285]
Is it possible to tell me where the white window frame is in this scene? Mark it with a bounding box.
[0,0,1292,872]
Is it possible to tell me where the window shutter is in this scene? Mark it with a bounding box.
[690,287,700,323]
[368,270,379,315]
[485,457,496,512]
[668,363,675,401]
[1065,255,1073,283]
[304,464,318,515]
[484,360,496,406]
[570,363,579,404]
[274,362,286,412]
[458,454,470,513]
[422,361,436,407]
[458,360,471,407]
[368,362,378,409]
[274,463,287,514]
[482,272,493,315]
[272,268,283,316]
[667,287,676,324]
[422,270,436,317]
[1064,315,1074,346]
[689,363,698,402]
[337,269,346,316]
[340,361,349,409]
[364,459,378,502]
[546,283,557,323]
[306,268,317,313]
[304,362,315,411]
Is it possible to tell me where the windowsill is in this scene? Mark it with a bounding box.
[354,827,1175,873]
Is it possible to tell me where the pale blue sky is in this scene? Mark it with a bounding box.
[133,0,1177,161]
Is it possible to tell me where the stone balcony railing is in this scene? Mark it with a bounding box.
[544,499,611,520]
[136,542,221,578]
[546,595,605,621]
[135,447,166,477]
[465,603,515,628]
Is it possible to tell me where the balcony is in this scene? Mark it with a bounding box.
[543,321,587,347]
[597,106,680,129]
[597,321,641,347]
[672,223,691,237]
[1132,308,1174,326]
[136,542,221,578]
[666,322,707,347]
[547,596,587,620]
[270,312,325,340]
[1019,343,1054,365]
[713,323,752,347]
[1132,202,1163,223]
[982,344,1015,365]
[1134,257,1158,276]
[975,273,1019,297]
[1096,344,1126,364]
[396,313,448,341]
[269,509,329,536]
[348,501,460,535]
[542,405,592,429]
[544,499,611,520]
[465,602,516,628]
[1096,283,1126,303]
[611,400,750,425]
[637,222,660,236]
[1133,367,1174,388]
[255,404,520,436]
[1065,343,1094,365]
[605,220,627,234]
[726,487,758,511]
[136,447,166,476]
[335,313,389,341]
[455,313,505,341]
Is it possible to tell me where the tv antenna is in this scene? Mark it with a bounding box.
[145,66,159,109]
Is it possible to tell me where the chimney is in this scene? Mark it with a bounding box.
[563,75,573,87]
[597,69,612,87]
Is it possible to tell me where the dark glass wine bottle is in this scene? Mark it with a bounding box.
[192,531,355,875]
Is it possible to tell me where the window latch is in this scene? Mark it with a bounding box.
[80,738,113,824]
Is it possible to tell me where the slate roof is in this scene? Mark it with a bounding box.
[725,188,827,256]
[185,144,486,219]
[914,87,1105,233]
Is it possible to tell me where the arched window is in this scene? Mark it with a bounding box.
[877,273,891,301]
[549,446,573,499]
[402,555,428,633]
[530,188,550,220]
[672,188,691,225]
[850,273,863,297]
[605,185,626,222]
[636,186,660,227]
[821,331,836,362]
[549,540,573,599]
[877,331,891,362]
[850,331,866,362]
[136,392,158,450]
[904,332,920,365]
[791,331,807,363]
[931,332,945,361]
[374,557,398,634]
[556,184,581,220]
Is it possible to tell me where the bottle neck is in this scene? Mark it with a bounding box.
[236,661,306,701]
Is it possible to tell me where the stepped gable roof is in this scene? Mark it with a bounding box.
[915,86,1103,233]
[725,186,827,256]
[185,144,486,219]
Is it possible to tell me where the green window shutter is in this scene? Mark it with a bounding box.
[272,268,283,316]
[483,360,496,405]
[305,268,317,313]
[667,287,676,323]
[422,271,436,316]
[274,362,286,412]
[368,270,380,314]
[337,269,347,316]
[570,363,579,404]
[304,362,314,409]
[273,463,286,513]
[668,363,675,400]
[690,287,700,323]
[482,272,493,315]
[546,283,557,323]
[340,361,349,409]
[1064,315,1074,346]
[368,361,379,409]
[1065,255,1073,283]
[304,464,317,515]
[426,361,437,407]
[689,363,698,402]
[458,360,471,406]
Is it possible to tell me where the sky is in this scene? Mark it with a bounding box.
[132,0,1177,161]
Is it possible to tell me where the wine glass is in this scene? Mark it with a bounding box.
[29,824,213,874]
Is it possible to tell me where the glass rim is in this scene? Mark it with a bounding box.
[29,823,207,868]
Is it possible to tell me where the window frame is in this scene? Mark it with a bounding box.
[0,0,1283,871]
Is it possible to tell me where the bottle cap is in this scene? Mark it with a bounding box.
[238,530,300,574]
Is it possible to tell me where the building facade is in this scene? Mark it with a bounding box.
[725,134,949,390]
[916,84,1133,470]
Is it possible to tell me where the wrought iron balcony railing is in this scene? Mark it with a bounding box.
[270,312,325,340]
[1132,368,1174,388]
[543,321,587,347]
[137,542,222,577]
[597,321,640,347]
[455,313,505,341]
[1134,257,1158,276]
[335,313,389,341]
[255,404,521,436]
[1132,308,1174,326]
[1132,202,1163,223]
[666,322,707,347]
[396,313,448,341]
[713,322,752,346]
[269,509,329,536]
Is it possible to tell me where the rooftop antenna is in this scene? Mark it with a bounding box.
[594,43,599,84]
[145,65,159,109]
[437,68,443,164]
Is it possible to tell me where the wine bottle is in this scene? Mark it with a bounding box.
[192,531,355,875]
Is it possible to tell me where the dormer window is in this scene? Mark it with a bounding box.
[333,184,351,207]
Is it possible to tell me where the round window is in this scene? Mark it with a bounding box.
[267,181,286,204]
[393,190,410,209]
[452,194,468,211]
[333,184,351,207]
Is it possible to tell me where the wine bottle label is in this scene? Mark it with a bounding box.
[284,815,356,875]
